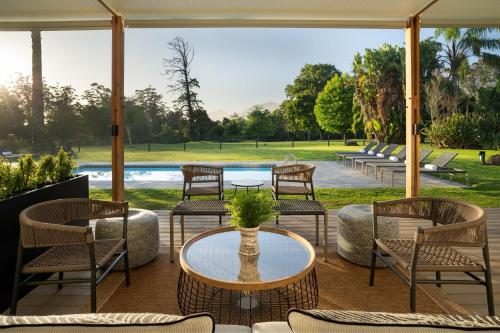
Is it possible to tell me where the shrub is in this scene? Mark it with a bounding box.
[0,149,75,200]
[425,113,482,148]
[226,192,277,229]
[54,148,75,182]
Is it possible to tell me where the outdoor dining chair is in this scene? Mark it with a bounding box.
[181,164,224,200]
[272,163,316,200]
[369,197,494,316]
[11,198,130,314]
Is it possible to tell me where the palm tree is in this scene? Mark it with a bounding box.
[31,30,44,148]
[435,28,500,95]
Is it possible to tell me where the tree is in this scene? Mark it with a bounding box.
[222,113,246,139]
[245,105,275,141]
[314,74,354,143]
[44,85,80,143]
[80,83,111,145]
[163,37,203,140]
[31,30,44,149]
[353,44,405,143]
[131,86,166,139]
[435,28,500,95]
[283,64,340,140]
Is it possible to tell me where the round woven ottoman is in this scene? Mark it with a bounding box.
[95,208,159,269]
[337,204,399,267]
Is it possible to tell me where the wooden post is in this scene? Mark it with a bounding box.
[405,16,421,198]
[111,15,125,202]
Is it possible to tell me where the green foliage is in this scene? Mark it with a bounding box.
[36,154,57,184]
[425,112,489,149]
[0,150,75,199]
[353,44,405,143]
[314,74,354,136]
[283,63,340,137]
[54,148,75,182]
[226,192,277,229]
[245,105,275,140]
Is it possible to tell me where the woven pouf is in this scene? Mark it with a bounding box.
[337,204,399,267]
[95,208,159,270]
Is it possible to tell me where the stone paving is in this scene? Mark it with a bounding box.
[81,160,466,190]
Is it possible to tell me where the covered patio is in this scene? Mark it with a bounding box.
[1,0,500,331]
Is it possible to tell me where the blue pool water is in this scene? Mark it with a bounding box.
[76,166,272,182]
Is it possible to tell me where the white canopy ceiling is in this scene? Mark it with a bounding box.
[0,0,499,31]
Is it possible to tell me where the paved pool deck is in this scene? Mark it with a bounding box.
[81,160,466,190]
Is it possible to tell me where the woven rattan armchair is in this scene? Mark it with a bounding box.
[369,197,494,315]
[11,198,130,314]
[181,165,224,200]
[272,163,315,200]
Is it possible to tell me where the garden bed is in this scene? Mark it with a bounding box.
[0,175,89,312]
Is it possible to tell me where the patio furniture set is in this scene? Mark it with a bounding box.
[334,141,468,186]
[7,161,495,328]
[171,163,326,325]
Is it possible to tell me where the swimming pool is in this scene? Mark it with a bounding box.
[76,166,272,182]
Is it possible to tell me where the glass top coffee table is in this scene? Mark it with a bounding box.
[231,180,265,194]
[178,226,318,325]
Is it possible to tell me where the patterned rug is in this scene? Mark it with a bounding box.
[100,249,469,316]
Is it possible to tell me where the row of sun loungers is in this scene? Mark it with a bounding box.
[334,142,468,186]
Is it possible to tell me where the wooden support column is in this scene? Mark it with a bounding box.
[405,16,421,198]
[111,15,125,201]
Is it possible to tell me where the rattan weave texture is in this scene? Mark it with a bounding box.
[22,239,125,273]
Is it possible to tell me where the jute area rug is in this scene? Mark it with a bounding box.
[100,249,469,316]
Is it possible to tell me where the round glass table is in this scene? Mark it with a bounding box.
[178,226,318,326]
[231,180,265,194]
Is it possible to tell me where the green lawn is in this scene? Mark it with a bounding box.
[81,141,500,209]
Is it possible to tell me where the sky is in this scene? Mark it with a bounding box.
[0,28,435,120]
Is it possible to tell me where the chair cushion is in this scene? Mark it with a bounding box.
[215,324,251,333]
[287,309,500,332]
[252,321,292,333]
[375,239,483,272]
[22,239,125,273]
[0,313,215,333]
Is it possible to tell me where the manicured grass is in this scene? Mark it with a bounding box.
[90,185,499,210]
[83,140,499,208]
[76,140,351,162]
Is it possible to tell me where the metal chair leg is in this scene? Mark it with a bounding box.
[10,240,23,315]
[58,272,64,290]
[410,278,417,313]
[483,245,495,316]
[369,244,377,286]
[124,248,131,287]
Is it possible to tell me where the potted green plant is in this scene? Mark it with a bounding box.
[226,192,277,256]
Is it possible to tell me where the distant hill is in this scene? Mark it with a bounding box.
[242,101,279,116]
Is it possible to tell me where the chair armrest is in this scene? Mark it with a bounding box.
[414,221,485,247]
[21,223,94,248]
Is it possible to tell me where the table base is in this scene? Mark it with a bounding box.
[177,268,318,326]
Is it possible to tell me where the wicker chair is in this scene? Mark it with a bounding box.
[10,199,130,314]
[181,165,224,200]
[272,163,315,200]
[369,197,494,315]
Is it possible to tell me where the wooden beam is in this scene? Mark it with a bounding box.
[111,15,124,202]
[405,16,420,198]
